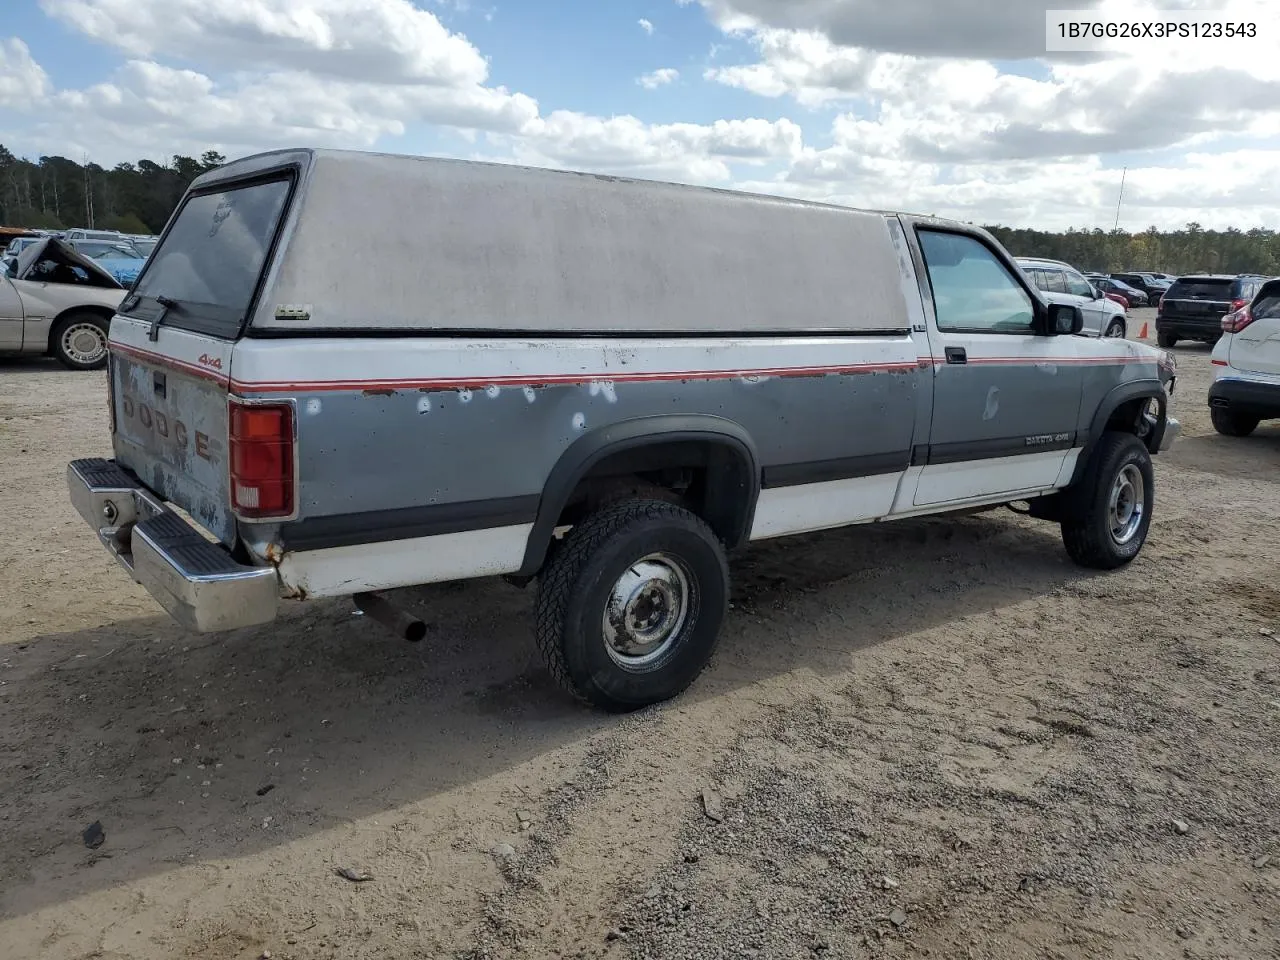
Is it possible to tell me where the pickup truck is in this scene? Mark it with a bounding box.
[67,148,1181,712]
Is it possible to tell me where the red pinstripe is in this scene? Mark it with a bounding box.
[108,342,1153,396]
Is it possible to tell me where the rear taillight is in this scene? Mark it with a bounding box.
[228,399,295,519]
[1222,306,1255,333]
[1229,298,1248,312]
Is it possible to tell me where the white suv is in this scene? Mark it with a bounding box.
[1015,257,1129,338]
[1210,278,1280,436]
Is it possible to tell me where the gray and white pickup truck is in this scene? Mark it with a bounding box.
[68,148,1180,711]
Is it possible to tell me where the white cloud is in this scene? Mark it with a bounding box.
[0,38,51,107]
[7,0,1280,231]
[637,67,679,89]
[39,0,488,85]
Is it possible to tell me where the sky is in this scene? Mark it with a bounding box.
[2,0,1280,230]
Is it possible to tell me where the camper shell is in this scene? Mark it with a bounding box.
[69,148,1180,711]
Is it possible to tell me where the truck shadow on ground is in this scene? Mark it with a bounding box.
[1,510,1104,920]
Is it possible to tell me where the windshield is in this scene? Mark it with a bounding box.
[133,239,157,257]
[74,240,140,259]
[125,175,293,339]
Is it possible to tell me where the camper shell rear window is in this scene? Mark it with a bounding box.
[120,174,294,340]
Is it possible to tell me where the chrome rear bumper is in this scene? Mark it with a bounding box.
[67,458,279,633]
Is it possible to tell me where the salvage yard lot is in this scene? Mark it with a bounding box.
[1,311,1277,959]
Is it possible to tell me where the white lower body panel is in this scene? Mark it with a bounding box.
[277,523,533,599]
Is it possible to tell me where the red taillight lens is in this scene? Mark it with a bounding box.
[228,400,295,519]
[1230,298,1248,312]
[1222,307,1255,333]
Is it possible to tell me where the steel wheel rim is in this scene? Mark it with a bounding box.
[61,322,106,365]
[602,553,691,668]
[1108,463,1145,545]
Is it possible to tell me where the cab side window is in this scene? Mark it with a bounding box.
[1064,270,1094,298]
[919,231,1034,334]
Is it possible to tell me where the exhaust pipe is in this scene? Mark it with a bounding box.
[353,592,427,642]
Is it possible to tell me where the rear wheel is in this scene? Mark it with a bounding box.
[50,313,109,370]
[1156,331,1177,348]
[534,498,729,712]
[1060,432,1154,570]
[1210,407,1259,437]
[1104,318,1126,338]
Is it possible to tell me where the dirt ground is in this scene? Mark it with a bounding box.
[1,309,1277,960]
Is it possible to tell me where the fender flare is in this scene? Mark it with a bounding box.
[516,415,761,577]
[1069,378,1166,487]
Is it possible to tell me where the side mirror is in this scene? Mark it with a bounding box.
[1048,303,1084,335]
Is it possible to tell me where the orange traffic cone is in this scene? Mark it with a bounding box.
[1137,319,1149,339]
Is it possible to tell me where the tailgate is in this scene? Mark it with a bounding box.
[1232,285,1280,376]
[110,321,236,545]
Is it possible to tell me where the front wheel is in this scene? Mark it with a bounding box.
[1211,407,1259,437]
[1156,331,1177,348]
[1060,432,1154,570]
[534,498,729,712]
[1104,318,1126,338]
[50,313,109,370]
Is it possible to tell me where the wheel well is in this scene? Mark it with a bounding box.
[48,305,114,352]
[1105,394,1164,453]
[554,439,755,548]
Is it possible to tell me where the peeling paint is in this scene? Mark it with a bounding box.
[305,398,322,416]
[588,381,618,403]
[983,386,999,421]
[485,385,501,398]
[417,396,432,414]
[572,412,586,430]
[362,388,394,397]
[458,388,473,403]
[523,386,537,403]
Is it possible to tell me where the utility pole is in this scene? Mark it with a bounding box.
[83,152,94,228]
[1113,166,1127,232]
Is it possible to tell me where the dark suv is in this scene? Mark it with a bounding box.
[1156,275,1268,347]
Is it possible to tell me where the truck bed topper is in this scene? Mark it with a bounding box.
[189,148,912,337]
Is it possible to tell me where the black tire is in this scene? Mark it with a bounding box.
[534,498,729,712]
[1060,432,1154,570]
[1210,407,1259,437]
[50,313,110,370]
[1104,318,1126,338]
[1156,331,1177,348]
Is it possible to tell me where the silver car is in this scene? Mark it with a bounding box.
[1015,257,1129,338]
[1,237,126,369]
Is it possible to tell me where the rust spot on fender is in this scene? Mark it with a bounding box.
[282,584,308,600]
[362,388,395,397]
[264,543,284,565]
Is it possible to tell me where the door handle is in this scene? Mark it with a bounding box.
[945,346,967,365]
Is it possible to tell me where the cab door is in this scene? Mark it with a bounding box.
[0,275,24,351]
[906,227,1086,507]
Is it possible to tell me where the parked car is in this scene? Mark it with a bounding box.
[1112,273,1170,299]
[0,237,125,369]
[1016,258,1129,337]
[131,236,158,258]
[1208,279,1280,436]
[1086,274,1149,308]
[64,228,128,243]
[67,239,147,286]
[66,147,1180,712]
[1156,274,1268,347]
[2,235,44,275]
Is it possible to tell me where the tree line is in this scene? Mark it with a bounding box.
[1,143,1277,275]
[0,144,226,236]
